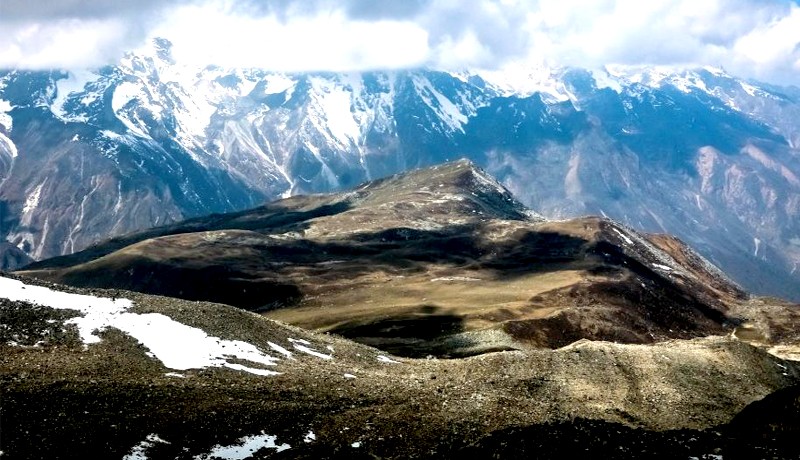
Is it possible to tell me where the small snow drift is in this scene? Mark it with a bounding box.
[0,276,334,375]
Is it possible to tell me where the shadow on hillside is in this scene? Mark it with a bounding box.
[64,261,302,311]
[22,198,355,271]
[40,222,597,313]
[453,382,800,459]
[455,409,800,459]
[327,304,472,358]
[27,219,744,355]
[259,223,594,278]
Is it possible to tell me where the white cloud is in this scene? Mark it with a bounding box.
[0,18,133,69]
[156,4,429,71]
[511,0,800,85]
[733,5,800,78]
[1,0,800,85]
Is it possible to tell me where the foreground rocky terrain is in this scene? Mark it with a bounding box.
[2,273,800,459]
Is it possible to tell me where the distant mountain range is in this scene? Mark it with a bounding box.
[1,38,799,299]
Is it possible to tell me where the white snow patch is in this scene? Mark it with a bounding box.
[605,65,715,97]
[0,276,282,376]
[303,431,316,443]
[288,338,333,360]
[0,132,17,159]
[669,72,709,94]
[100,129,124,140]
[112,82,149,137]
[351,441,362,448]
[0,99,13,132]
[740,81,759,97]
[590,68,623,93]
[51,70,95,122]
[411,75,467,132]
[343,373,357,379]
[262,74,296,95]
[111,81,142,113]
[611,227,634,246]
[308,76,361,148]
[123,433,170,460]
[267,341,294,359]
[115,314,282,374]
[477,64,571,101]
[377,355,401,364]
[652,263,673,272]
[194,432,290,459]
[471,167,508,196]
[164,372,185,378]
[22,182,44,215]
[428,194,467,204]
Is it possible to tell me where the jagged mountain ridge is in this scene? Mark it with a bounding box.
[1,38,799,299]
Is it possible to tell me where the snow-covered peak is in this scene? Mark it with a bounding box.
[472,63,574,102]
[119,38,177,77]
[259,73,297,96]
[605,65,732,95]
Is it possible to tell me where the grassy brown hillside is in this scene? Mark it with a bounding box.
[21,160,798,359]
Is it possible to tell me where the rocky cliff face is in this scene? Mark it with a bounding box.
[1,40,799,299]
[0,241,32,270]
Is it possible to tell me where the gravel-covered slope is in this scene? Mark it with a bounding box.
[3,273,800,459]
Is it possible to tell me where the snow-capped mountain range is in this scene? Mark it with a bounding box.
[1,38,799,300]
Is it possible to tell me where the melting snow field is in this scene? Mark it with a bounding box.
[194,433,291,459]
[124,432,292,460]
[0,276,332,375]
[123,434,170,460]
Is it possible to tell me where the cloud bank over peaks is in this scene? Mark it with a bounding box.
[0,0,799,86]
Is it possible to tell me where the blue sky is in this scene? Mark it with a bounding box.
[0,0,799,85]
